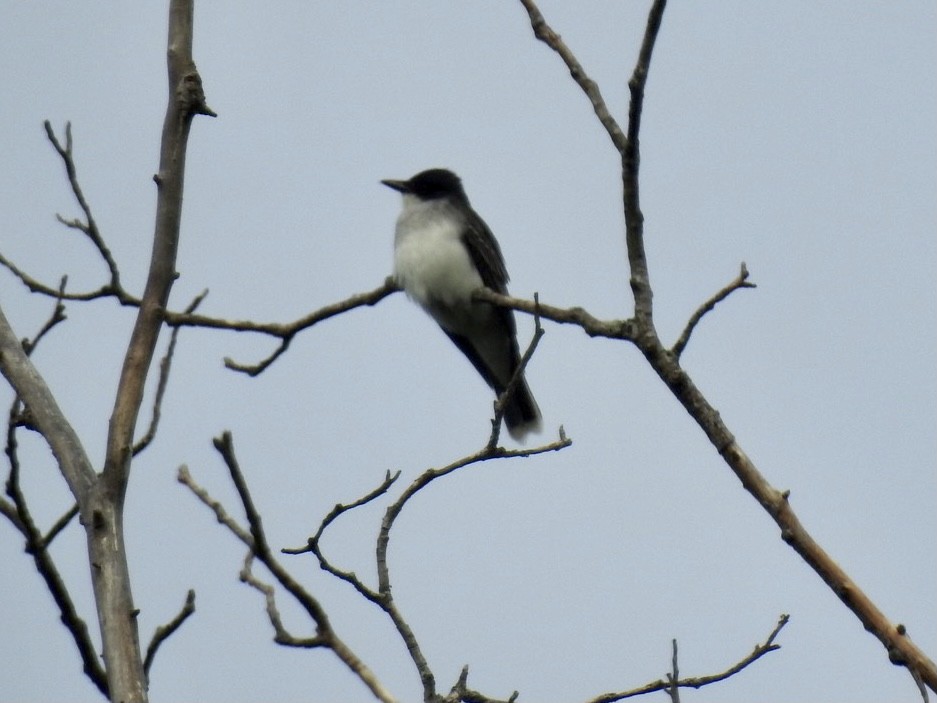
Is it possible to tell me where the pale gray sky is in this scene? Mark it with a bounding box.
[1,3,935,702]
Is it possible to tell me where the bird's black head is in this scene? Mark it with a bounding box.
[381,168,466,201]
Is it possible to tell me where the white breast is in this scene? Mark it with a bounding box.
[393,195,483,308]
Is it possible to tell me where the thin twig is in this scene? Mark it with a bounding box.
[0,251,120,302]
[374,433,571,701]
[133,290,208,455]
[238,553,323,648]
[518,0,627,153]
[585,614,789,703]
[43,121,131,304]
[177,465,254,547]
[488,295,545,449]
[3,409,108,696]
[446,665,520,703]
[671,263,756,360]
[283,470,400,603]
[21,276,69,356]
[143,589,196,677]
[42,503,79,548]
[666,639,680,703]
[180,437,397,703]
[218,277,399,375]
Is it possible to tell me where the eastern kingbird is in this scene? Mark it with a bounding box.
[382,168,542,441]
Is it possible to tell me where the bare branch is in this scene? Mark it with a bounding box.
[143,589,196,677]
[239,553,324,648]
[21,276,69,356]
[622,0,667,325]
[446,665,519,703]
[374,433,572,701]
[666,639,680,703]
[42,502,79,547]
[3,413,107,696]
[216,277,399,375]
[517,0,937,691]
[44,121,130,303]
[488,296,545,449]
[284,470,400,604]
[133,290,207,456]
[0,305,96,502]
[473,287,636,340]
[671,263,756,360]
[0,251,120,301]
[180,437,397,703]
[518,0,627,153]
[585,614,788,703]
[177,465,254,547]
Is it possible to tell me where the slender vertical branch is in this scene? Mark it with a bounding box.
[83,2,214,701]
[517,0,935,693]
[622,0,666,327]
[103,0,213,492]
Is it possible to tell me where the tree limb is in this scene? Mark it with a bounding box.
[133,290,207,456]
[143,589,196,678]
[179,436,398,703]
[585,614,788,703]
[519,0,936,693]
[671,262,756,360]
[44,122,131,304]
[3,410,107,696]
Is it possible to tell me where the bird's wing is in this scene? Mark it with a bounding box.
[461,210,510,294]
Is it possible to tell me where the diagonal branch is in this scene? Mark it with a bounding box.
[238,552,324,648]
[133,290,207,456]
[283,470,400,604]
[179,435,397,703]
[584,614,788,703]
[143,589,196,678]
[375,434,571,702]
[44,121,130,303]
[21,276,69,355]
[487,295,545,449]
[42,503,79,547]
[3,411,107,696]
[518,0,627,153]
[671,263,756,360]
[0,307,96,503]
[518,0,936,693]
[214,277,399,375]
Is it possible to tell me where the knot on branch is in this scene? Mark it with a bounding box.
[177,70,216,118]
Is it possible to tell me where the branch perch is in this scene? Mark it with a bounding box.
[520,0,936,692]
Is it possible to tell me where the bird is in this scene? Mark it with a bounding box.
[382,168,542,442]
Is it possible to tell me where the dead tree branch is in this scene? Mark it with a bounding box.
[133,290,207,456]
[216,277,399,375]
[44,121,131,304]
[286,428,571,703]
[487,298,546,449]
[143,589,196,678]
[179,434,397,703]
[3,407,107,696]
[519,0,936,692]
[584,614,789,703]
[1,2,214,700]
[671,263,756,360]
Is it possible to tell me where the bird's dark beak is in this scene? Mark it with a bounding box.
[381,178,409,193]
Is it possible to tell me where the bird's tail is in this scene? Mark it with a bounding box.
[503,377,542,442]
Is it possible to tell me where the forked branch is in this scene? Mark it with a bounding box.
[179,434,396,703]
[519,0,936,693]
